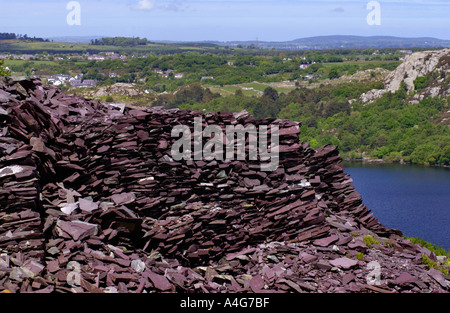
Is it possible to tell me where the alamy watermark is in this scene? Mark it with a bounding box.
[366,260,382,285]
[367,1,381,26]
[67,1,81,26]
[65,1,379,27]
[171,117,280,172]
[66,261,81,286]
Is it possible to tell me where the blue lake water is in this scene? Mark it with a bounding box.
[344,162,450,250]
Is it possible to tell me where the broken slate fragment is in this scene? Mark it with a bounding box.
[313,235,338,247]
[249,275,265,293]
[146,270,172,291]
[329,257,358,270]
[394,272,416,285]
[111,192,136,205]
[131,259,146,273]
[60,203,78,215]
[427,268,449,288]
[79,198,99,213]
[56,220,99,241]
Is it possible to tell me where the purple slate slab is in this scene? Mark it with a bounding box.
[313,235,338,247]
[329,257,358,269]
[394,272,416,285]
[427,268,448,288]
[111,192,136,205]
[249,275,265,293]
[56,220,99,241]
[146,270,173,291]
[79,198,99,213]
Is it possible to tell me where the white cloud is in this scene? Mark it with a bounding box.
[132,0,155,11]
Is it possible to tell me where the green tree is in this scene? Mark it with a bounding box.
[0,60,11,77]
[439,146,450,165]
[414,76,430,91]
[255,87,281,118]
[328,67,340,79]
[105,96,114,103]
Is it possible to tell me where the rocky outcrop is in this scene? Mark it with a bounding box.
[76,82,147,99]
[361,48,450,103]
[1,77,449,293]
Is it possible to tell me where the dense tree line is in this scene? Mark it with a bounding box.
[0,32,48,42]
[90,37,149,47]
[0,33,16,40]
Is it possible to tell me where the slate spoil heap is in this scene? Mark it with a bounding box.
[0,77,449,294]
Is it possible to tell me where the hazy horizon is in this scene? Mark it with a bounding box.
[44,34,450,44]
[1,0,450,42]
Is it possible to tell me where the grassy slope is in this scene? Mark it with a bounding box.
[0,40,245,55]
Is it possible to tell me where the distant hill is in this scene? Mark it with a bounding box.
[211,35,450,50]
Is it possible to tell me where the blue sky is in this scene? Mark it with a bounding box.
[1,0,449,41]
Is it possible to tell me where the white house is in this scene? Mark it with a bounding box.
[87,55,106,61]
[52,74,71,81]
[70,80,83,87]
[70,79,97,88]
[21,54,34,60]
[82,80,97,87]
[47,74,72,86]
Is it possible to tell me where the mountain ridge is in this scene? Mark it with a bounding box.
[202,35,450,50]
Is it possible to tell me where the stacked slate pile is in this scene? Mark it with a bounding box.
[0,77,448,293]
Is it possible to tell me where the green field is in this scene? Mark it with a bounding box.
[205,82,299,97]
[0,40,244,56]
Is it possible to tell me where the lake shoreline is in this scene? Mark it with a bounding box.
[343,157,450,169]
